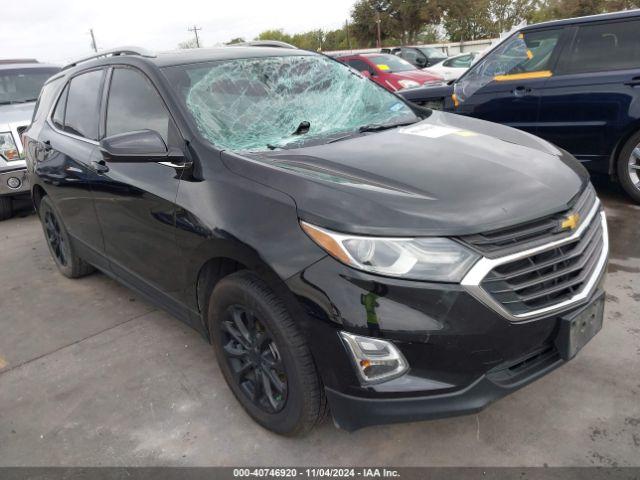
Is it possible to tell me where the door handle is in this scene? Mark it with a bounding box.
[512,86,532,97]
[91,160,109,174]
[624,76,640,87]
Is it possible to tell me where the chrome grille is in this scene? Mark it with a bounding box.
[461,193,608,321]
[480,211,603,315]
[461,185,596,257]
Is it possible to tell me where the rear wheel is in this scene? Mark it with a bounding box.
[0,196,13,221]
[38,195,95,278]
[616,131,640,203]
[208,271,326,436]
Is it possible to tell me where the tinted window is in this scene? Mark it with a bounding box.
[454,29,561,102]
[561,20,640,74]
[346,59,372,73]
[444,54,473,68]
[33,77,63,123]
[64,70,104,140]
[106,68,170,142]
[51,83,68,130]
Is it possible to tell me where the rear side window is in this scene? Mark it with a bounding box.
[346,59,372,73]
[561,20,640,74]
[106,68,170,142]
[63,70,104,140]
[51,83,68,130]
[32,77,63,123]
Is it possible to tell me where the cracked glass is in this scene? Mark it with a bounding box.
[164,54,419,152]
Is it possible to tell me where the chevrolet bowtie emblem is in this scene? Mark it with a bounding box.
[560,213,580,231]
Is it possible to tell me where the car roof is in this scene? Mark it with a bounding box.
[0,62,59,71]
[522,8,640,30]
[152,46,313,67]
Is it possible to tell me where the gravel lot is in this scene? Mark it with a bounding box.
[0,180,639,467]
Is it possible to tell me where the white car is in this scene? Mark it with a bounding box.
[422,52,479,82]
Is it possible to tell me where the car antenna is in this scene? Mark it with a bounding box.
[293,121,311,135]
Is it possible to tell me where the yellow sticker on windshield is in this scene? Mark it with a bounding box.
[378,64,390,71]
[526,49,533,59]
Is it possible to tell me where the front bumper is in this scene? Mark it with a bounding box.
[287,248,607,431]
[0,163,29,196]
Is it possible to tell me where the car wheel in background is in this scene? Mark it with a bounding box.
[38,195,95,278]
[617,131,640,203]
[208,271,327,436]
[0,196,13,221]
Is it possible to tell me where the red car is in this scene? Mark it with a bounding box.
[337,53,443,92]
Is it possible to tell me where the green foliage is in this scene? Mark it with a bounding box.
[178,38,199,49]
[225,37,246,45]
[247,0,638,52]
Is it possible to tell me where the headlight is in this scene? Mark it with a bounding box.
[398,79,420,90]
[301,221,480,282]
[339,332,408,384]
[0,132,19,161]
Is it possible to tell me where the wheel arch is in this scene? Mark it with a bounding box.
[609,120,640,177]
[193,240,309,341]
[31,183,47,212]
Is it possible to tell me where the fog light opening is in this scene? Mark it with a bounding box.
[7,177,22,190]
[339,331,408,384]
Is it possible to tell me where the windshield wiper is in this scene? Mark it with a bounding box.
[0,98,37,105]
[358,120,419,133]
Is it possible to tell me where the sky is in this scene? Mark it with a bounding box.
[1,0,356,65]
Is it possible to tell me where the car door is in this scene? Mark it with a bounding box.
[536,18,640,172]
[92,66,186,313]
[34,68,107,267]
[453,28,565,135]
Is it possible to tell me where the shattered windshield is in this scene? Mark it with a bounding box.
[163,54,419,152]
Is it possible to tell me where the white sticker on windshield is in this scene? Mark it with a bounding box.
[399,123,462,138]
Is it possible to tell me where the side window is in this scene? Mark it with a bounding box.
[560,20,640,74]
[447,55,472,68]
[347,59,373,74]
[106,68,170,143]
[32,78,63,123]
[402,48,419,64]
[454,29,562,102]
[64,70,104,140]
[51,83,68,130]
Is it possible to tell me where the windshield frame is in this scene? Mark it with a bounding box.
[0,67,59,105]
[161,53,425,154]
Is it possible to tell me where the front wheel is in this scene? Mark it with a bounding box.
[616,131,640,203]
[208,271,326,436]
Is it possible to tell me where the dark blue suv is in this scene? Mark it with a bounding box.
[400,10,640,202]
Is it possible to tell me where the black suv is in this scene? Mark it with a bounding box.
[25,46,609,435]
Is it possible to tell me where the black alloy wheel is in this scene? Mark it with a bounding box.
[220,305,288,413]
[43,210,68,266]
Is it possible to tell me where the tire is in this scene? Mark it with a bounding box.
[38,195,95,278]
[616,130,640,203]
[208,271,326,436]
[0,196,12,221]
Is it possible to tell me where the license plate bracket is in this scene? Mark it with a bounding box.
[554,292,605,361]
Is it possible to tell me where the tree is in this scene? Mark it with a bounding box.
[255,29,294,44]
[527,0,638,22]
[225,37,246,45]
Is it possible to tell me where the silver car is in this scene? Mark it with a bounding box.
[0,60,59,220]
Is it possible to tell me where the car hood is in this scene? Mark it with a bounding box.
[221,111,589,236]
[393,70,441,82]
[0,102,35,129]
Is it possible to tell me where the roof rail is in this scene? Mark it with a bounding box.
[62,46,156,70]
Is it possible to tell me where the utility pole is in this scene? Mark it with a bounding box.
[188,25,202,48]
[89,28,98,53]
[375,11,382,49]
[345,19,352,50]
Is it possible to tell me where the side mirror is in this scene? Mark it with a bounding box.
[360,70,372,79]
[100,130,182,163]
[416,57,427,67]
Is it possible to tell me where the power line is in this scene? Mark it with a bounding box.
[188,25,202,48]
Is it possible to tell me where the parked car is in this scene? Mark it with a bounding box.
[337,53,443,91]
[399,10,640,203]
[26,46,608,435]
[0,60,59,219]
[384,46,448,68]
[422,51,480,82]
